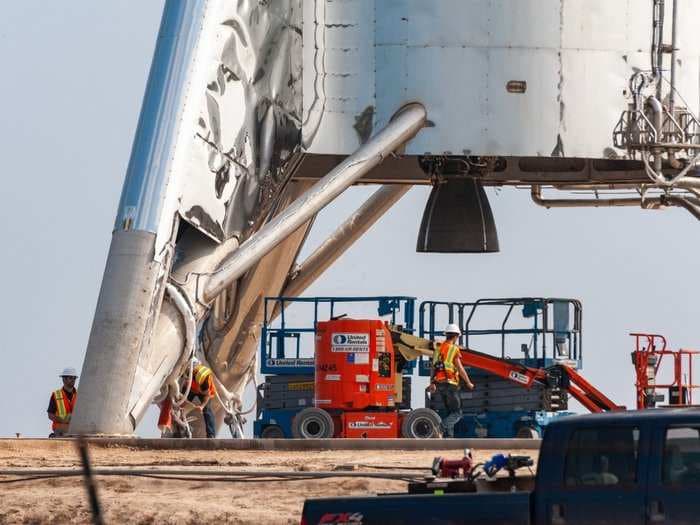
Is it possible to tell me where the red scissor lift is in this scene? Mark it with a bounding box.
[631,333,700,409]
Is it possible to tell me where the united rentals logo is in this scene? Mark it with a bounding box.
[266,358,314,367]
[331,333,369,352]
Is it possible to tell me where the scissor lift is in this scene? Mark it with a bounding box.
[418,298,582,438]
[254,295,625,439]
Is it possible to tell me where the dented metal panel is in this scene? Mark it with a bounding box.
[181,0,303,242]
[116,0,303,247]
[303,0,700,159]
[75,1,309,436]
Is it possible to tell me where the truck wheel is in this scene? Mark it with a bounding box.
[292,408,334,439]
[401,408,442,438]
[261,425,285,439]
[516,426,539,439]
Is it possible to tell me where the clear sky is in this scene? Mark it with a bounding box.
[2,2,699,438]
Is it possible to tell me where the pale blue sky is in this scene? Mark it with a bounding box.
[2,2,698,438]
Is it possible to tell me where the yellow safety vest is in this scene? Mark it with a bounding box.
[52,388,76,430]
[433,342,460,386]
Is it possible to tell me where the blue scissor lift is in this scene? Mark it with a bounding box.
[419,298,581,438]
[254,296,416,438]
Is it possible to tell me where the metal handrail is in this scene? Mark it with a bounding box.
[261,296,417,374]
[419,298,583,370]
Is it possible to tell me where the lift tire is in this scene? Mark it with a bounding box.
[292,408,335,439]
[401,408,442,439]
[516,426,540,439]
[261,425,285,439]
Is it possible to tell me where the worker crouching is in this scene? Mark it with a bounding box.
[428,324,474,438]
[189,360,217,438]
[47,367,78,437]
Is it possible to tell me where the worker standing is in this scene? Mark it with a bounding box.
[47,368,78,438]
[188,359,217,438]
[428,324,474,438]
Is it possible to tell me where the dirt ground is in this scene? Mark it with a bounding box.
[0,439,538,524]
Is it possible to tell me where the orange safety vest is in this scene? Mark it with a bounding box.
[191,364,216,396]
[51,388,77,431]
[433,342,460,386]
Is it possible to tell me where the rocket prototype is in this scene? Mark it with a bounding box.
[71,0,700,435]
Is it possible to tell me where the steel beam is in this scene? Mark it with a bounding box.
[278,185,410,303]
[203,104,427,303]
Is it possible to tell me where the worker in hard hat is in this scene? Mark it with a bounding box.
[187,359,217,438]
[427,324,474,438]
[47,368,78,438]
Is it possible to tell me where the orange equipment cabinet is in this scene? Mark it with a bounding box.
[315,319,396,411]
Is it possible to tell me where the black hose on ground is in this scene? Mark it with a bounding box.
[0,468,419,485]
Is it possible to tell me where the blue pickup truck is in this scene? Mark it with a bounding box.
[301,409,700,525]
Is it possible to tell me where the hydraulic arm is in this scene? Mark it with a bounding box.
[390,328,622,413]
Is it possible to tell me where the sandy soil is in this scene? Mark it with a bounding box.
[0,440,538,524]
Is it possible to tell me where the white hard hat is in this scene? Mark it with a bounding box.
[60,367,78,378]
[445,323,461,336]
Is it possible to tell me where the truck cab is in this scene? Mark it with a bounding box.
[535,409,699,525]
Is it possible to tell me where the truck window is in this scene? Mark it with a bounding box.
[663,427,700,486]
[563,426,639,487]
